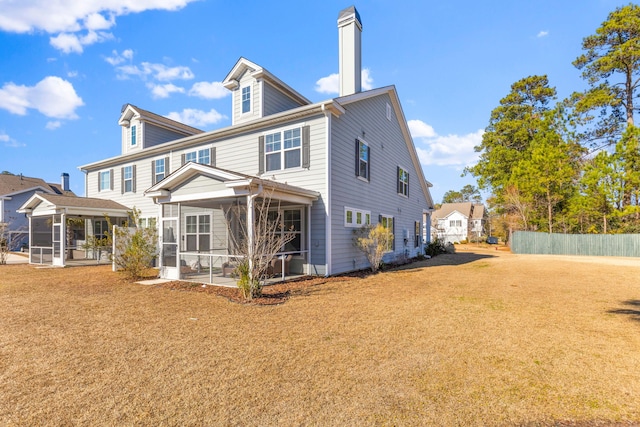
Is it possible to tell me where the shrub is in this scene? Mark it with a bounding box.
[111,208,158,279]
[425,239,447,257]
[353,224,394,273]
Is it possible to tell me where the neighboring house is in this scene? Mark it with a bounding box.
[432,202,486,244]
[0,173,74,250]
[19,7,435,279]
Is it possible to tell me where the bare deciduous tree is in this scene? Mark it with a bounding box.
[224,190,296,299]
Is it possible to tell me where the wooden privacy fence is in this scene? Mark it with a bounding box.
[511,231,640,257]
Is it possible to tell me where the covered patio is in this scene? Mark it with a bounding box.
[18,193,130,267]
[145,162,319,285]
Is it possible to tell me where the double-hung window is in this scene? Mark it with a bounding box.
[122,165,134,193]
[99,170,112,192]
[397,167,409,197]
[265,128,301,172]
[241,85,251,114]
[153,158,168,184]
[449,220,462,227]
[185,148,210,165]
[356,139,369,180]
[130,125,137,146]
[380,214,394,251]
[185,214,210,252]
[268,208,302,254]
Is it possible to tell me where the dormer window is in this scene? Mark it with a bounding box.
[131,125,137,146]
[241,85,251,114]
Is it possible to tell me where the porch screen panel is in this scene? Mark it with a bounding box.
[162,219,177,267]
[198,215,210,252]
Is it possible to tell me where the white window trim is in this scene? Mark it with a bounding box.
[240,83,252,115]
[130,124,137,147]
[357,138,370,182]
[268,205,305,255]
[154,158,166,183]
[123,165,133,193]
[185,147,210,165]
[99,170,112,192]
[345,206,371,228]
[380,214,394,252]
[386,103,392,121]
[263,124,304,173]
[184,214,211,252]
[398,165,409,197]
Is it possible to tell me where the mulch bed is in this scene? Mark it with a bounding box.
[155,274,362,305]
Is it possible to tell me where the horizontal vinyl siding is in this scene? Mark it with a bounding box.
[85,111,330,275]
[263,83,304,117]
[330,93,429,274]
[171,175,229,197]
[144,123,191,149]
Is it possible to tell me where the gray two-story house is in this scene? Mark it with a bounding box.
[19,6,434,281]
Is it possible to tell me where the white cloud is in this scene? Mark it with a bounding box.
[0,0,197,53]
[0,76,83,119]
[409,119,484,168]
[537,30,549,38]
[166,108,227,128]
[116,62,194,81]
[0,132,25,148]
[361,68,373,91]
[148,83,185,99]
[46,121,62,130]
[315,68,374,94]
[408,119,436,138]
[67,71,79,78]
[50,30,113,54]
[105,49,134,66]
[189,81,229,99]
[315,73,339,94]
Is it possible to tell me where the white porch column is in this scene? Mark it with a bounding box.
[246,193,254,273]
[27,215,32,264]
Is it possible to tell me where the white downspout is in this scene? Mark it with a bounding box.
[322,103,332,276]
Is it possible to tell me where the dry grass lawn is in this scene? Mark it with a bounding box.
[1,246,640,426]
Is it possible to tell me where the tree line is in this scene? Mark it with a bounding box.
[465,4,640,237]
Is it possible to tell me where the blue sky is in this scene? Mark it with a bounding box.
[0,0,629,203]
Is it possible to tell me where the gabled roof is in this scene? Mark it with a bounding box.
[18,193,129,217]
[0,174,74,198]
[434,202,486,221]
[118,104,204,135]
[336,86,435,209]
[145,162,319,205]
[222,57,311,106]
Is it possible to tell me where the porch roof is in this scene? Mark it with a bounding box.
[18,193,131,217]
[144,162,320,205]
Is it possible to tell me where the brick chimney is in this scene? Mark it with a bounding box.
[338,6,362,97]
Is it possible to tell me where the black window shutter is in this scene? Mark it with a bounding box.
[415,221,419,248]
[181,153,186,166]
[258,136,265,174]
[132,165,137,193]
[210,147,216,167]
[151,161,155,185]
[302,125,310,168]
[109,169,114,191]
[121,167,125,194]
[378,214,382,224]
[397,166,401,194]
[355,139,360,177]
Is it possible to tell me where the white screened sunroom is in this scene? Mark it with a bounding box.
[144,162,319,285]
